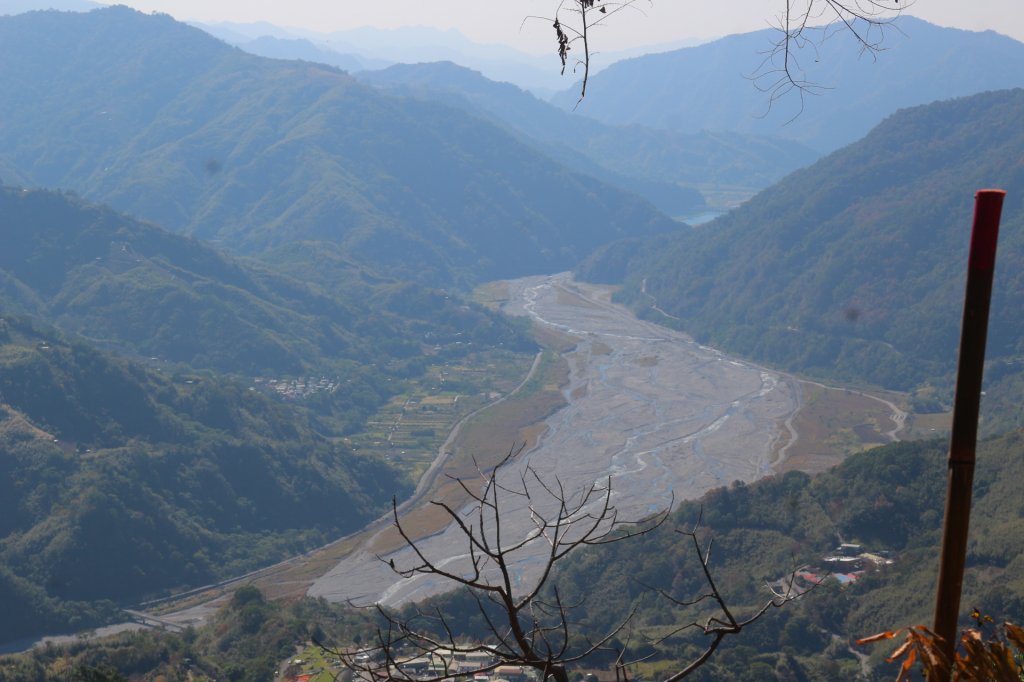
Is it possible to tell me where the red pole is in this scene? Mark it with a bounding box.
[931,189,1006,674]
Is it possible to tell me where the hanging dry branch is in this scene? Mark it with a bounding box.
[323,450,807,681]
[532,0,906,108]
[525,0,650,107]
[332,445,669,681]
[750,0,905,120]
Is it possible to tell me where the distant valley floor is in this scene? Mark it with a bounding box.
[307,273,908,607]
[17,274,917,644]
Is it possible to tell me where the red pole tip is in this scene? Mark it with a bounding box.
[968,190,1006,272]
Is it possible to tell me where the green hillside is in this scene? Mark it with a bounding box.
[405,430,1024,680]
[580,89,1024,401]
[557,431,1024,679]
[0,588,375,681]
[9,431,1023,679]
[0,315,409,642]
[358,61,818,213]
[0,7,677,286]
[0,185,533,644]
[3,186,364,375]
[1,186,534,427]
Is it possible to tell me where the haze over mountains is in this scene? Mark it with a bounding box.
[205,22,572,96]
[0,0,98,13]
[2,2,1024,668]
[556,17,1024,152]
[233,35,375,74]
[357,60,817,215]
[0,7,676,287]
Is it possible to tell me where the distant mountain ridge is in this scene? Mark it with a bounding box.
[579,88,1024,395]
[237,35,372,73]
[199,21,570,95]
[358,60,818,213]
[0,7,677,287]
[554,17,1024,153]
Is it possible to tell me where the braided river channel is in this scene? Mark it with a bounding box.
[309,273,801,607]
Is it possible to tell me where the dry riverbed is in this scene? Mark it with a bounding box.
[309,273,805,606]
[73,273,907,640]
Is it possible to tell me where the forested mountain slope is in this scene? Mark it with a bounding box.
[579,89,1024,394]
[6,430,1024,678]
[0,188,531,643]
[557,431,1024,679]
[2,187,371,377]
[0,316,408,642]
[555,17,1024,153]
[358,61,818,213]
[0,188,531,426]
[0,7,677,286]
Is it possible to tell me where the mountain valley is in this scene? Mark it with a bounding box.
[579,88,1024,417]
[0,4,1022,680]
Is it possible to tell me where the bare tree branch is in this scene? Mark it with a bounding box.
[334,446,668,681]
[524,1,650,108]
[657,519,813,681]
[535,0,906,109]
[747,0,906,120]
[332,459,804,681]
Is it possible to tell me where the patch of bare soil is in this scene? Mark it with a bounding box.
[774,382,907,475]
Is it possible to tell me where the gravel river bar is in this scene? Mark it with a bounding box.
[309,273,801,606]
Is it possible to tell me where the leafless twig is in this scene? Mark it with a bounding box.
[332,445,669,682]
[535,0,907,109]
[525,0,650,108]
[620,510,815,680]
[749,0,906,121]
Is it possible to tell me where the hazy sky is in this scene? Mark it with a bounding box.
[97,1,1024,54]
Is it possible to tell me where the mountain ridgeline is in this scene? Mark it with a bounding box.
[237,35,371,73]
[2,2,1024,671]
[579,89,1024,399]
[556,17,1024,154]
[357,60,818,214]
[0,187,532,412]
[0,7,678,287]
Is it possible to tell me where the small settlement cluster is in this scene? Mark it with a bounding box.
[796,543,895,587]
[284,646,541,682]
[255,376,341,400]
[379,648,539,682]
